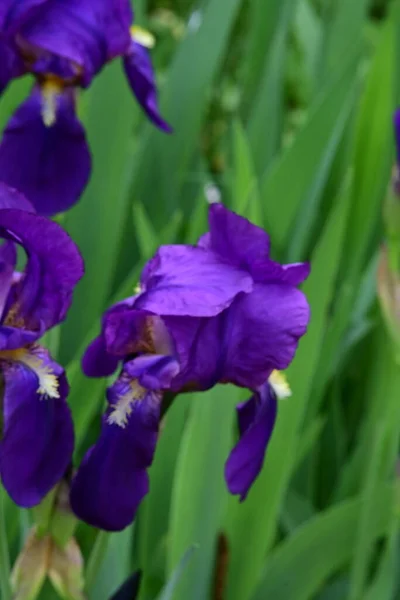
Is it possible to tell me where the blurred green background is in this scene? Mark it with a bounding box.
[2,0,400,598]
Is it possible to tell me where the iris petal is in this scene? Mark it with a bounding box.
[136,245,253,317]
[0,208,84,334]
[18,0,132,82]
[70,388,160,531]
[225,383,277,500]
[123,40,171,132]
[0,86,91,216]
[0,355,74,507]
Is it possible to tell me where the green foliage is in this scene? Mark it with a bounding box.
[1,0,400,599]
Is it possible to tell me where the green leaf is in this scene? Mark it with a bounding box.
[167,386,240,600]
[156,546,197,600]
[226,177,352,600]
[260,45,359,252]
[251,485,398,600]
[246,0,296,174]
[60,61,139,363]
[133,0,245,224]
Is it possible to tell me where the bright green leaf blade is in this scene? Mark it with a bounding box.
[167,386,239,600]
[226,177,352,600]
[156,546,197,600]
[60,62,138,362]
[251,484,398,600]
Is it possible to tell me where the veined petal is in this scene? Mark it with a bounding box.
[0,351,74,507]
[204,203,271,271]
[165,282,310,391]
[225,383,277,500]
[136,245,253,317]
[70,387,161,531]
[19,0,133,82]
[123,40,171,132]
[164,315,223,391]
[0,86,91,216]
[0,208,84,334]
[222,283,310,388]
[124,355,179,390]
[0,0,48,31]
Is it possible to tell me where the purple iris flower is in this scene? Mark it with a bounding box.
[70,203,310,530]
[0,0,170,216]
[0,182,83,507]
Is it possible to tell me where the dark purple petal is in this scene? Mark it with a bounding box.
[225,383,277,500]
[0,182,35,212]
[0,242,16,319]
[123,40,171,132]
[70,388,161,531]
[0,353,74,507]
[166,282,310,391]
[0,86,91,216]
[205,203,271,272]
[0,0,48,31]
[19,0,133,82]
[124,355,179,390]
[0,39,25,93]
[394,109,400,163]
[0,326,41,350]
[0,208,84,333]
[104,308,150,355]
[222,283,310,388]
[82,335,120,378]
[136,245,253,317]
[164,315,222,392]
[110,572,142,600]
[251,260,311,286]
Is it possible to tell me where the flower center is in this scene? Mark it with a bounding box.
[0,347,59,399]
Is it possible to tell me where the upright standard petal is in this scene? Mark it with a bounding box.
[135,245,253,317]
[0,208,84,334]
[123,40,171,132]
[225,383,277,500]
[18,0,133,82]
[0,354,74,507]
[222,283,310,388]
[202,204,311,286]
[204,203,271,272]
[0,0,48,31]
[70,387,161,531]
[164,282,309,392]
[0,86,91,216]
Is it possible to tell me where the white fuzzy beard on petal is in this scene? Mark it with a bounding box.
[107,380,147,428]
[269,370,291,400]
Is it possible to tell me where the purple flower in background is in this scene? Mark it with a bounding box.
[0,1,170,216]
[70,203,310,530]
[0,182,83,507]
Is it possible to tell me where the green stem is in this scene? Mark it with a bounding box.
[85,530,109,592]
[0,485,12,600]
